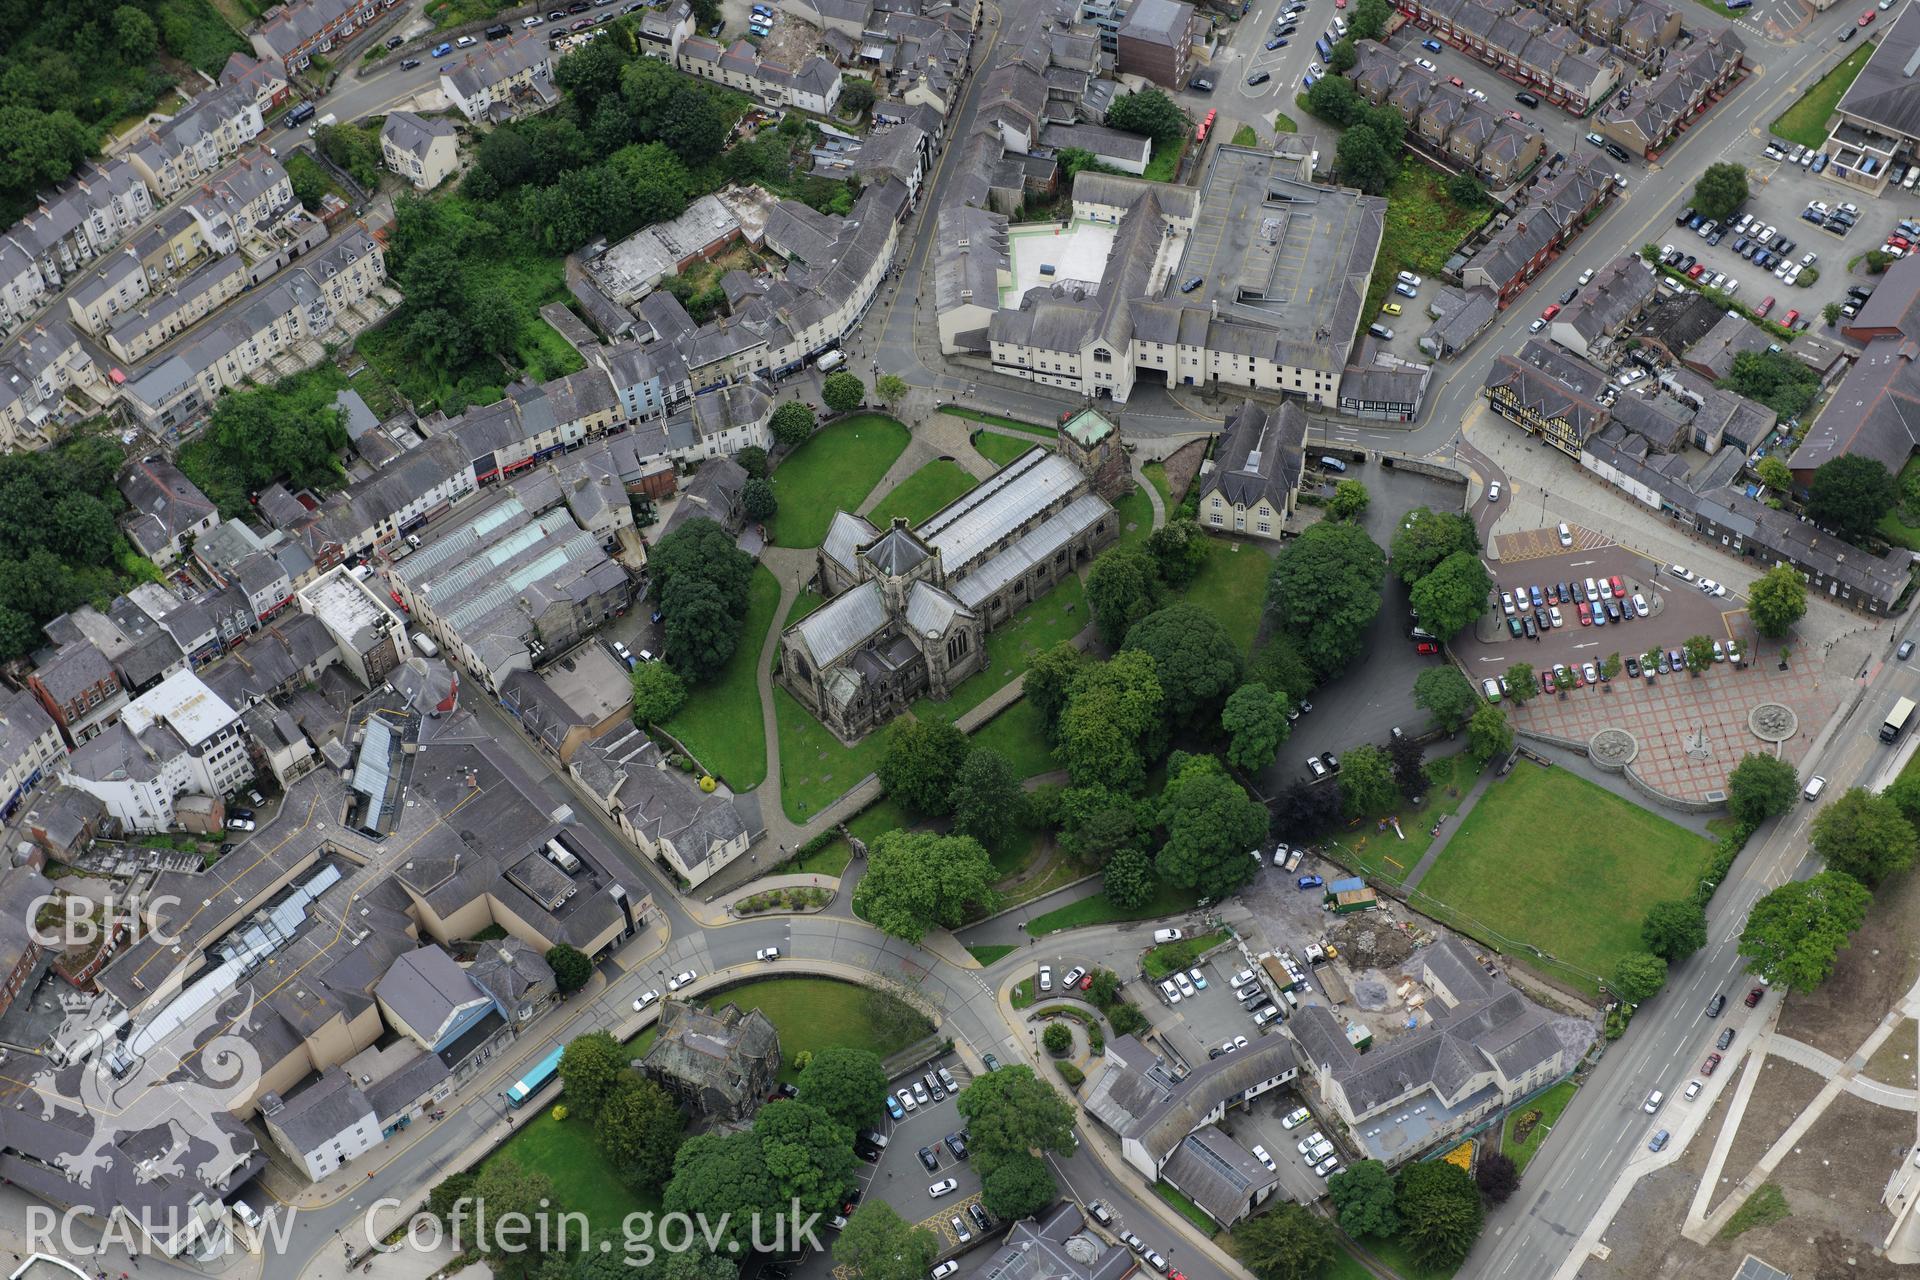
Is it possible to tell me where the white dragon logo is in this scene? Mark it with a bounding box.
[29,990,262,1199]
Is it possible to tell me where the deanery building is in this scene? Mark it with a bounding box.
[1196,399,1307,543]
[780,428,1122,741]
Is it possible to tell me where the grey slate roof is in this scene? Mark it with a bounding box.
[822,511,878,574]
[1200,399,1306,510]
[1083,1034,1298,1164]
[794,581,891,666]
[375,946,482,1042]
[961,1204,1134,1280]
[1160,1124,1279,1226]
[381,110,458,161]
[268,1068,374,1150]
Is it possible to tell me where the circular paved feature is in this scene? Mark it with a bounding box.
[1589,727,1639,771]
[1750,702,1798,743]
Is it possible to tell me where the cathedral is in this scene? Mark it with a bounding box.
[777,413,1126,741]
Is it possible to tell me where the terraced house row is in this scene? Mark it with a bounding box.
[1392,0,1626,112]
[1349,41,1546,185]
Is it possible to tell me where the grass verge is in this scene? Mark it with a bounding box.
[964,697,1056,779]
[661,565,779,791]
[1143,929,1230,978]
[1414,765,1715,993]
[1115,485,1155,551]
[1770,42,1873,149]
[972,429,1040,467]
[1153,1181,1217,1233]
[941,407,1059,438]
[768,414,911,547]
[1273,110,1300,132]
[792,795,917,877]
[1717,1183,1790,1241]
[1144,135,1189,183]
[969,944,1017,965]
[1027,879,1202,936]
[774,687,890,821]
[1501,1079,1577,1174]
[704,976,932,1083]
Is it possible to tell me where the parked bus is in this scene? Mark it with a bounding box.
[1883,696,1915,743]
[506,1046,566,1108]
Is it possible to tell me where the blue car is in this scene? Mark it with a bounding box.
[431,41,453,56]
[1298,875,1324,890]
[1422,37,1442,51]
[1648,1129,1670,1152]
[886,1094,905,1120]
[1266,36,1284,47]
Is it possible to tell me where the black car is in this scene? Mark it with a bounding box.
[1624,655,1640,678]
[1706,230,1723,246]
[1188,76,1213,92]
[945,1132,969,1160]
[1320,751,1339,774]
[1515,90,1540,107]
[1180,276,1204,293]
[1266,36,1285,47]
[1716,1027,1736,1050]
[918,1146,940,1173]
[484,22,511,36]
[968,1204,991,1234]
[1733,237,1749,254]
[1603,141,1631,163]
[854,1142,881,1163]
[401,57,421,68]
[1675,207,1695,226]
[1246,70,1271,85]
[1559,286,1578,305]
[1523,615,1537,639]
[1707,993,1727,1018]
[1605,601,1621,623]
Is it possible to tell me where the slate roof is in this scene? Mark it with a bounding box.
[961,1204,1133,1280]
[1083,1034,1298,1165]
[822,511,878,575]
[119,455,216,546]
[381,110,458,161]
[1833,2,1920,140]
[571,724,749,861]
[1160,1124,1279,1226]
[267,1068,373,1151]
[1199,399,1306,511]
[375,946,484,1044]
[794,581,890,666]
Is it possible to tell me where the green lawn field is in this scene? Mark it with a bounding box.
[662,564,780,790]
[1416,766,1715,991]
[767,415,910,547]
[868,458,977,527]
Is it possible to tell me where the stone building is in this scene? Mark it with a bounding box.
[778,436,1119,741]
[641,1001,781,1123]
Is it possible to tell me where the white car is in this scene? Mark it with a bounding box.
[1159,979,1182,1005]
[227,817,255,832]
[898,1088,918,1112]
[1529,317,1546,333]
[756,946,781,961]
[1314,1155,1341,1177]
[1669,564,1693,580]
[455,34,477,46]
[1307,61,1323,76]
[1683,1080,1703,1100]
[1282,1106,1311,1129]
[1296,1132,1325,1155]
[929,1178,958,1197]
[1415,56,1437,71]
[933,1263,961,1279]
[667,969,697,991]
[1231,968,1257,989]
[1251,1144,1278,1171]
[1153,928,1184,943]
[1173,973,1196,998]
[1549,605,1563,628]
[1579,267,1595,285]
[1619,367,1646,386]
[1631,593,1648,617]
[1698,578,1727,596]
[1397,271,1421,287]
[1488,481,1502,500]
[632,989,660,1011]
[1038,965,1053,993]
[523,13,544,24]
[1727,640,1742,663]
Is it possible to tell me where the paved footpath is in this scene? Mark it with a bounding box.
[1400,766,1496,891]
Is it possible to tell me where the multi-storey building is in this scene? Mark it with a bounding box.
[60,669,254,831]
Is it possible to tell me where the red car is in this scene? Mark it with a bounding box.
[1702,1052,1723,1075]
[1859,8,1875,23]
[1687,262,1707,279]
[1541,671,1555,694]
[1416,640,1441,654]
[1609,574,1624,595]
[1577,601,1592,625]
[1448,75,1464,86]
[1756,295,1775,318]
[1783,308,1800,327]
[1890,235,1913,250]
[1080,972,1094,989]
[1745,986,1765,1007]
[1541,303,1561,321]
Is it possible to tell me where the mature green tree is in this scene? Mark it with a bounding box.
[1222,682,1291,771]
[838,79,879,116]
[771,401,816,446]
[1390,508,1481,585]
[663,1132,778,1254]
[740,477,777,522]
[546,943,592,992]
[1326,38,1358,75]
[833,1202,938,1280]
[1055,786,1146,865]
[1042,1022,1073,1055]
[1411,551,1494,640]
[1268,521,1387,679]
[982,1154,1058,1221]
[638,1250,739,1280]
[1156,753,1268,900]
[1446,172,1488,206]
[1611,951,1668,1003]
[560,1030,628,1116]
[1641,899,1709,963]
[113,7,159,60]
[797,1047,889,1132]
[1088,545,1167,647]
[1396,1159,1484,1271]
[468,1157,558,1279]
[874,373,909,406]
[1807,454,1898,540]
[1888,771,1920,831]
[950,748,1027,852]
[1025,642,1085,736]
[1740,870,1871,990]
[1233,1202,1338,1280]
[1414,667,1479,733]
[877,717,971,815]
[753,1100,857,1217]
[1727,751,1800,825]
[956,1065,1076,1175]
[648,517,753,615]
[1122,603,1244,726]
[1748,564,1807,639]
[630,662,687,725]
[1812,787,1918,886]
[598,1075,686,1191]
[1055,650,1166,792]
[1691,162,1750,223]
[853,831,997,943]
[1250,631,1316,705]
[822,371,866,412]
[1467,703,1512,765]
[1338,743,1397,818]
[1104,88,1187,144]
[1719,349,1821,420]
[1334,125,1395,194]
[1348,0,1393,39]
[1476,1152,1520,1204]
[1304,75,1364,126]
[1756,455,1793,493]
[1146,516,1211,587]
[1389,734,1426,799]
[1683,635,1717,674]
[1102,846,1157,910]
[1504,662,1536,705]
[661,577,740,681]
[1327,1159,1400,1238]
[1329,479,1371,521]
